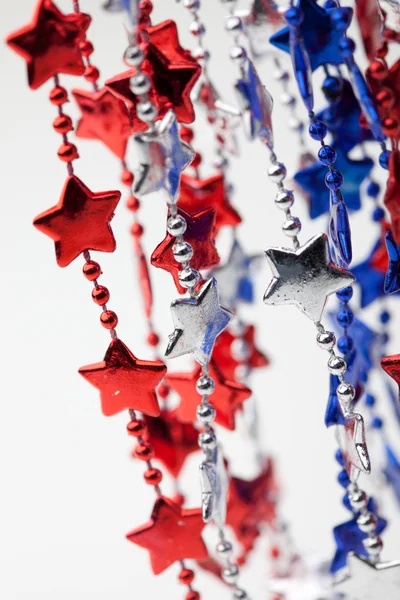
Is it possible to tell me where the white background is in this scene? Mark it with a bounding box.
[1,1,400,599]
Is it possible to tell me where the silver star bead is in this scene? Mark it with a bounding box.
[235,57,274,147]
[214,100,242,157]
[337,414,371,481]
[199,446,228,528]
[165,278,232,365]
[335,553,400,600]
[236,0,284,60]
[264,234,355,322]
[133,109,194,201]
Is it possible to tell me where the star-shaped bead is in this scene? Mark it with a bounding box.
[384,149,400,244]
[133,109,194,201]
[6,0,90,90]
[165,359,252,430]
[381,353,400,395]
[199,446,229,528]
[367,60,400,142]
[126,496,208,575]
[178,173,241,233]
[346,315,378,375]
[269,0,344,72]
[294,147,373,219]
[213,324,269,380]
[165,278,232,365]
[106,19,201,131]
[72,87,131,159]
[235,57,274,147]
[151,207,219,294]
[264,233,355,322]
[337,414,371,480]
[236,0,284,60]
[356,0,384,60]
[79,338,166,417]
[384,230,400,294]
[384,444,400,505]
[336,553,400,600]
[139,410,199,478]
[33,176,121,267]
[325,375,346,427]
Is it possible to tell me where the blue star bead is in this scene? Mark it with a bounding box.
[384,444,400,505]
[269,0,344,72]
[325,375,346,427]
[348,317,378,374]
[317,80,374,152]
[294,147,373,219]
[384,230,400,294]
[331,499,387,574]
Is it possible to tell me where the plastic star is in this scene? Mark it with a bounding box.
[381,353,400,394]
[151,207,219,294]
[264,234,355,322]
[269,0,344,72]
[294,147,373,219]
[384,444,400,505]
[133,109,194,201]
[384,150,400,244]
[106,19,201,131]
[72,87,131,159]
[235,57,274,147]
[368,60,400,142]
[213,324,269,380]
[336,553,400,600]
[356,0,384,60]
[165,359,252,430]
[6,0,90,90]
[348,316,378,374]
[126,496,208,575]
[236,0,284,60]
[79,338,166,417]
[199,446,229,528]
[178,173,241,233]
[33,176,121,267]
[325,375,346,427]
[337,414,371,480]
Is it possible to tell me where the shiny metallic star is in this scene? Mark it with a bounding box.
[335,553,400,600]
[133,109,194,201]
[235,57,274,147]
[214,100,242,157]
[165,278,232,365]
[199,446,228,528]
[264,234,355,322]
[337,414,371,481]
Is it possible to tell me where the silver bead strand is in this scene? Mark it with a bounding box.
[268,152,301,250]
[272,56,306,146]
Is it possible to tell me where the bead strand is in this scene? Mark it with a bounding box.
[82,252,118,339]
[50,77,79,174]
[72,0,101,90]
[272,56,306,146]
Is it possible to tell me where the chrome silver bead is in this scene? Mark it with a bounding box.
[199,430,217,451]
[167,215,187,237]
[183,0,199,8]
[337,382,355,404]
[216,540,233,557]
[357,512,378,534]
[189,21,205,36]
[214,155,229,171]
[172,241,193,263]
[129,73,151,95]
[282,217,301,237]
[273,69,289,81]
[196,375,215,395]
[275,190,294,210]
[193,47,210,62]
[229,45,247,63]
[196,403,216,424]
[137,101,157,122]
[288,117,304,132]
[316,330,336,350]
[363,535,383,557]
[268,162,287,183]
[280,93,296,107]
[327,355,347,375]
[222,564,239,585]
[124,45,144,67]
[225,15,242,34]
[178,267,200,288]
[233,589,248,600]
[348,489,367,511]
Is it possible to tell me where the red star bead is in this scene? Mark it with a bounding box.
[79,338,166,417]
[367,60,400,142]
[126,496,208,574]
[178,173,241,233]
[355,0,384,60]
[213,325,270,380]
[381,354,400,392]
[165,359,252,430]
[105,20,201,132]
[151,208,220,294]
[139,410,199,478]
[72,87,131,159]
[384,150,400,245]
[33,176,121,267]
[6,0,90,90]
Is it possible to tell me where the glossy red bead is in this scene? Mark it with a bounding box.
[135,442,154,460]
[121,170,134,186]
[157,384,170,399]
[186,592,200,600]
[127,419,145,437]
[79,40,94,56]
[180,126,194,143]
[53,114,73,134]
[376,87,395,109]
[100,310,118,329]
[130,222,144,237]
[382,117,399,136]
[144,468,162,486]
[49,86,68,105]
[139,0,153,15]
[126,195,140,212]
[191,152,202,168]
[84,65,100,82]
[147,332,159,347]
[179,569,195,585]
[58,142,79,162]
[83,260,101,281]
[92,285,110,306]
[368,60,387,80]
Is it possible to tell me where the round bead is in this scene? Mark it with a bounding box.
[325,169,344,190]
[282,217,301,237]
[275,190,294,210]
[83,260,101,281]
[376,88,395,109]
[363,535,383,557]
[147,332,159,346]
[121,170,134,186]
[84,65,100,82]
[371,416,384,429]
[225,15,242,34]
[183,0,200,8]
[144,467,162,485]
[191,152,202,168]
[380,310,390,324]
[337,335,354,354]
[335,449,345,466]
[185,592,200,600]
[309,120,327,141]
[322,76,343,102]
[53,114,73,134]
[222,564,239,585]
[284,6,303,26]
[357,512,377,534]
[273,69,289,82]
[58,142,79,163]
[338,37,356,56]
[368,60,388,80]
[178,267,200,289]
[216,540,233,557]
[127,196,140,212]
[366,180,380,198]
[180,126,194,143]
[327,355,347,375]
[135,442,154,460]
[382,117,399,137]
[49,86,68,105]
[127,419,144,437]
[192,47,210,62]
[100,310,118,329]
[330,7,353,30]
[196,375,215,395]
[376,41,388,58]
[337,382,355,404]
[365,393,376,407]
[173,241,193,263]
[196,403,216,424]
[316,330,336,350]
[338,469,351,488]
[336,286,353,302]
[92,285,110,306]
[179,568,195,585]
[229,45,247,63]
[372,207,385,222]
[280,93,296,106]
[198,431,217,451]
[158,383,170,399]
[288,117,304,132]
[337,308,354,327]
[348,489,367,510]
[167,214,187,237]
[130,222,144,237]
[124,45,144,67]
[268,162,287,183]
[189,21,205,36]
[318,145,336,166]
[379,150,391,170]
[79,40,94,56]
[137,101,158,122]
[129,73,151,95]
[233,590,248,600]
[139,0,153,14]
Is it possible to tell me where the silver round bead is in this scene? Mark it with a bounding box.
[275,189,294,210]
[268,162,287,183]
[183,0,199,8]
[233,589,248,600]
[337,382,355,404]
[231,339,250,361]
[196,375,215,395]
[192,47,210,62]
[167,215,187,237]
[172,241,193,263]
[189,20,205,36]
[214,155,229,171]
[273,69,289,81]
[178,267,200,288]
[316,330,336,350]
[288,117,304,132]
[327,355,347,375]
[222,564,239,585]
[280,93,296,107]
[196,403,216,424]
[129,73,151,95]
[137,101,158,123]
[124,45,144,67]
[357,511,377,534]
[229,45,247,63]
[225,15,242,34]
[348,489,367,511]
[217,540,233,556]
[282,217,301,237]
[363,535,383,557]
[199,430,217,451]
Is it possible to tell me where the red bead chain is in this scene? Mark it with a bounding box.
[50,76,79,173]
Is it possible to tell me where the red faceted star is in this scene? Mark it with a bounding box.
[126,496,208,574]
[381,353,400,393]
[151,208,220,294]
[367,60,400,142]
[165,359,252,430]
[33,176,121,267]
[138,410,199,478]
[106,20,201,132]
[72,87,131,159]
[355,0,384,60]
[384,150,400,245]
[79,338,166,417]
[6,0,90,90]
[178,173,241,233]
[213,325,270,380]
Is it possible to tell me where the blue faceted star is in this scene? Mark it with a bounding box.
[348,317,378,374]
[269,0,344,72]
[384,230,400,294]
[331,498,387,574]
[294,147,373,219]
[317,80,374,153]
[325,375,346,427]
[384,444,400,505]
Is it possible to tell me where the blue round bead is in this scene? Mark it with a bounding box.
[325,169,344,190]
[365,393,376,407]
[335,449,345,466]
[372,207,385,222]
[337,308,354,327]
[360,370,368,383]
[285,6,303,26]
[330,7,353,31]
[318,145,337,166]
[382,332,390,344]
[379,150,391,170]
[338,469,351,488]
[322,76,343,102]
[343,494,352,511]
[367,180,381,198]
[338,335,354,354]
[380,310,391,324]
[309,120,327,141]
[371,417,384,430]
[336,286,353,302]
[338,37,356,56]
